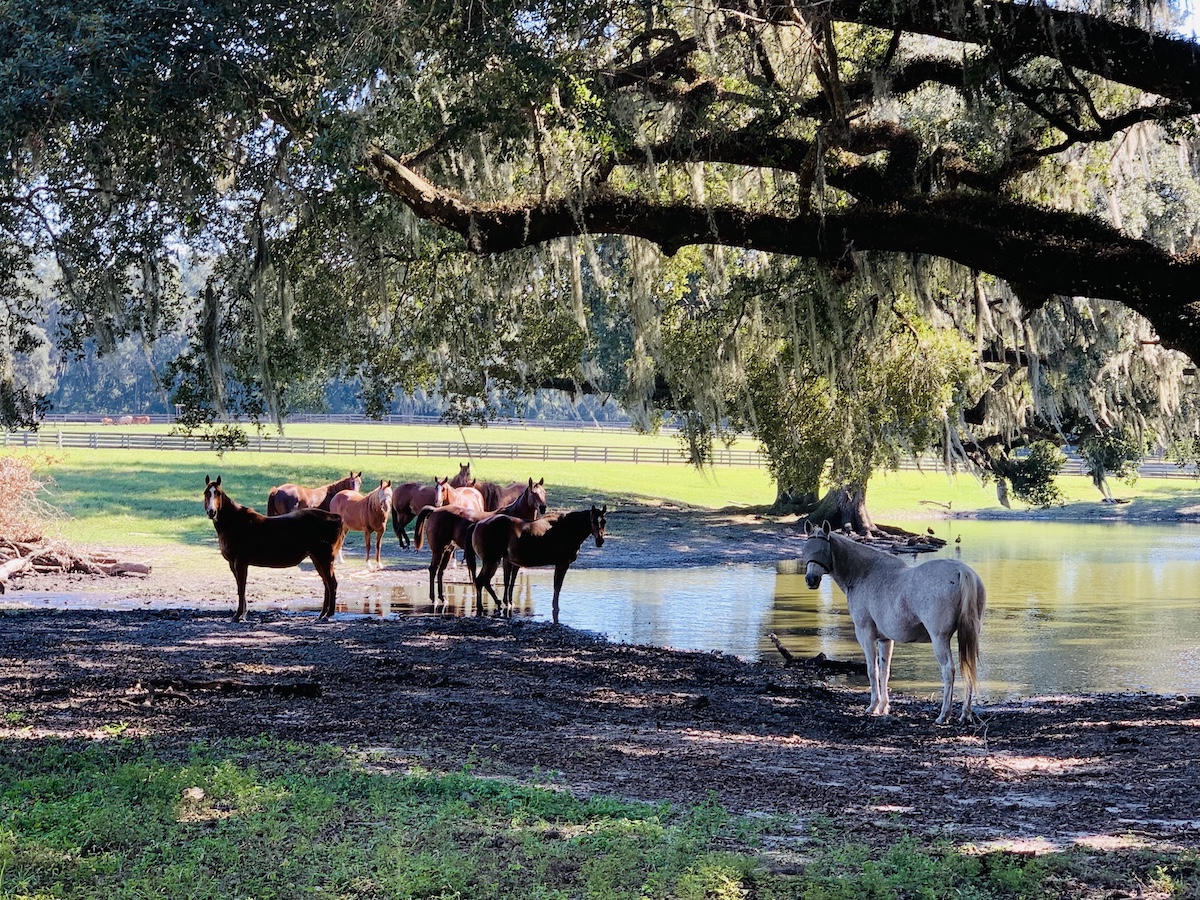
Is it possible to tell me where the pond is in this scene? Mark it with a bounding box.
[363,520,1200,699]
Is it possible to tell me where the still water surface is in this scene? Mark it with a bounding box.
[364,520,1200,699]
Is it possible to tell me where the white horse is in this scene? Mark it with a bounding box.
[802,522,986,724]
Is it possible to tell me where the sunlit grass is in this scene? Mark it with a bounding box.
[0,737,1092,900]
[8,423,1200,549]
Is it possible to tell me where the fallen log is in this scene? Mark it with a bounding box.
[0,556,33,592]
[769,633,868,675]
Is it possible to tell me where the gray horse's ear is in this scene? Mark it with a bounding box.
[804,520,813,536]
[821,521,831,535]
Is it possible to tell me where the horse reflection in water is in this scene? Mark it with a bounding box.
[801,521,986,725]
[340,580,538,618]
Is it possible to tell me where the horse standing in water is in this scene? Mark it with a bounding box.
[331,480,393,568]
[203,475,343,621]
[267,471,361,516]
[472,505,606,623]
[389,467,474,548]
[413,478,548,605]
[801,521,986,725]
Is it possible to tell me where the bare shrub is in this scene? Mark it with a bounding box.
[0,453,63,542]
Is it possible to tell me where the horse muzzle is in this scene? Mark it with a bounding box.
[804,562,824,589]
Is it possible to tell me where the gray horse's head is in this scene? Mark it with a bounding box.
[802,521,833,589]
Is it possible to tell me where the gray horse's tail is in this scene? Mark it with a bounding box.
[957,570,986,691]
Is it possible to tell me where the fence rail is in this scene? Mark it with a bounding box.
[4,429,766,467]
[9,428,1199,478]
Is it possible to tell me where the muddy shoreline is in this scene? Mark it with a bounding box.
[2,503,1199,853]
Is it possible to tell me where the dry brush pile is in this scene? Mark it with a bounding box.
[0,454,150,591]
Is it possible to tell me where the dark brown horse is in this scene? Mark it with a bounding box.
[203,475,344,621]
[330,480,393,568]
[471,505,606,623]
[473,478,542,511]
[267,471,361,516]
[413,478,548,604]
[389,466,475,548]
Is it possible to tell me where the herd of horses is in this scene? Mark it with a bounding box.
[203,467,986,725]
[203,464,607,626]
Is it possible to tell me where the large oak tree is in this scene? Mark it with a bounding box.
[5,0,1200,523]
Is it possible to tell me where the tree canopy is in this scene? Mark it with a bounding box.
[6,0,1200,513]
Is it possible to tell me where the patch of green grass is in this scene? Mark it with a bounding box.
[10,423,1200,551]
[5,738,1193,899]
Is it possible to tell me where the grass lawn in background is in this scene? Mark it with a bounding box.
[10,435,1200,550]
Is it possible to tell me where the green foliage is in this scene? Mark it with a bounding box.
[1079,429,1146,488]
[1006,441,1068,508]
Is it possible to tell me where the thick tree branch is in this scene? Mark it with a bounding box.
[367,149,1200,365]
[799,0,1200,110]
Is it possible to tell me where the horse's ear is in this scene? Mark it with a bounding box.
[601,504,607,513]
[528,477,534,488]
[205,475,211,486]
[803,520,813,536]
[215,475,221,487]
[537,477,544,486]
[821,521,831,536]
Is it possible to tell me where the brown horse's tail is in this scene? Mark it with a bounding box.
[413,506,434,550]
[266,489,283,517]
[956,570,987,692]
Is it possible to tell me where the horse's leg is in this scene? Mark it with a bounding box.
[550,564,569,625]
[312,554,338,620]
[393,509,411,549]
[372,529,383,569]
[932,634,957,725]
[435,546,454,604]
[875,638,894,717]
[426,548,440,603]
[852,622,883,715]
[475,559,501,616]
[232,560,249,622]
[501,560,519,617]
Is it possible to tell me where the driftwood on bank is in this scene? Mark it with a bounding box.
[769,633,868,675]
[0,537,151,592]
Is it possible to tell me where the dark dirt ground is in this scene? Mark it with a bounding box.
[1,504,1199,860]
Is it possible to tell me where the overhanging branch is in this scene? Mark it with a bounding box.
[366,149,1200,365]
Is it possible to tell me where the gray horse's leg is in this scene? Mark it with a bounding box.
[854,623,884,715]
[932,636,956,725]
[875,638,895,716]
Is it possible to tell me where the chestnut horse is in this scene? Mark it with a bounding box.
[203,475,343,621]
[330,480,393,568]
[389,466,474,548]
[472,505,606,623]
[267,471,362,516]
[413,478,548,604]
[433,476,486,513]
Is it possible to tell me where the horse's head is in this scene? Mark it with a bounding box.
[802,521,833,588]
[450,462,473,487]
[590,504,607,548]
[350,471,363,493]
[203,475,225,520]
[433,476,449,506]
[376,480,393,516]
[526,477,548,517]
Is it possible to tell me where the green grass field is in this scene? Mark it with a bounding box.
[11,423,1200,548]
